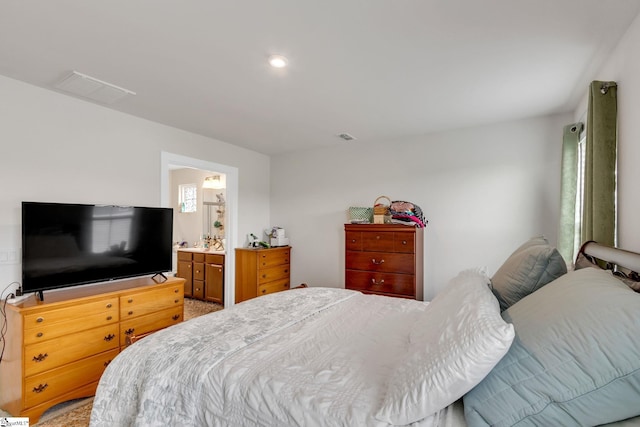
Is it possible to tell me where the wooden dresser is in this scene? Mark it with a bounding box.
[176,249,224,304]
[0,276,184,423]
[345,224,423,300]
[235,246,291,303]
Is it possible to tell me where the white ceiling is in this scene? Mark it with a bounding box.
[2,1,639,155]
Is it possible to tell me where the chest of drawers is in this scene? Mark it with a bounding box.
[0,276,184,423]
[235,246,291,303]
[345,224,423,300]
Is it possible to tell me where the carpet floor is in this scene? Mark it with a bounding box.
[20,298,223,426]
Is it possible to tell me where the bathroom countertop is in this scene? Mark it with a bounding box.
[176,247,225,255]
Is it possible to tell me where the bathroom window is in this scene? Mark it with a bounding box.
[179,184,197,213]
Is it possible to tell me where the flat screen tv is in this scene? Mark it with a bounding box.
[22,201,173,300]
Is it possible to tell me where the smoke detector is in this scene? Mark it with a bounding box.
[337,133,356,141]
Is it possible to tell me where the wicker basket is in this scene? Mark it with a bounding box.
[373,196,391,215]
[349,207,373,223]
[373,196,391,224]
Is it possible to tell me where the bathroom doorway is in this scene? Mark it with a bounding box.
[160,152,238,307]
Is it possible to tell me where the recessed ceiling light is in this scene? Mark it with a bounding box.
[268,55,288,68]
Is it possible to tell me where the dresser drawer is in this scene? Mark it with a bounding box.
[24,349,118,408]
[177,251,193,261]
[24,297,118,330]
[346,251,415,274]
[360,231,416,253]
[193,262,205,281]
[346,270,415,297]
[258,265,290,284]
[24,298,119,345]
[393,232,416,253]
[192,280,205,300]
[120,306,183,346]
[205,254,224,264]
[193,253,205,262]
[257,278,290,297]
[345,231,363,251]
[362,232,394,252]
[258,249,290,268]
[25,324,119,377]
[120,285,183,319]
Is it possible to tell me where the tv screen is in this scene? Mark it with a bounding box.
[22,201,173,297]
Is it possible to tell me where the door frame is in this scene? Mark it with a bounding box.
[160,151,238,307]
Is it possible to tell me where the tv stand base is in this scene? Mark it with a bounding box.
[151,272,168,283]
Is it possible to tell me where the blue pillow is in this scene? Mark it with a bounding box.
[491,237,567,311]
[464,267,640,426]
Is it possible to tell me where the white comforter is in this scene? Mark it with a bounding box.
[89,287,458,427]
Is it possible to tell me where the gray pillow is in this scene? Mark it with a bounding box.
[464,267,640,426]
[491,237,567,310]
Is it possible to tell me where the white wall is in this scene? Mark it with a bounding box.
[271,114,570,300]
[572,12,640,254]
[0,75,270,298]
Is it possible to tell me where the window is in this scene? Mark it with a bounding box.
[572,131,586,258]
[179,184,197,213]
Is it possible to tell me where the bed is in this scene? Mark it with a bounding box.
[89,239,640,427]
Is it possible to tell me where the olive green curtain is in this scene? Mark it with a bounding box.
[581,81,617,248]
[558,122,583,264]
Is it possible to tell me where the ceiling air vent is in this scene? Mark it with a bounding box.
[55,71,136,104]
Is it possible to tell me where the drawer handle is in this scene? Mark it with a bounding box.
[284,269,289,273]
[36,332,43,338]
[262,274,267,279]
[371,259,385,265]
[106,303,112,308]
[104,334,116,342]
[188,264,191,268]
[172,314,180,321]
[36,317,44,323]
[376,235,381,240]
[32,383,48,394]
[195,287,200,292]
[351,239,356,243]
[402,240,408,245]
[371,278,385,286]
[196,270,200,274]
[125,328,135,336]
[174,299,179,303]
[174,289,179,293]
[32,353,48,362]
[261,289,266,294]
[106,316,113,321]
[128,298,133,303]
[128,311,134,315]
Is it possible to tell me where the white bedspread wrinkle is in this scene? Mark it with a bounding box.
[89,287,454,427]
